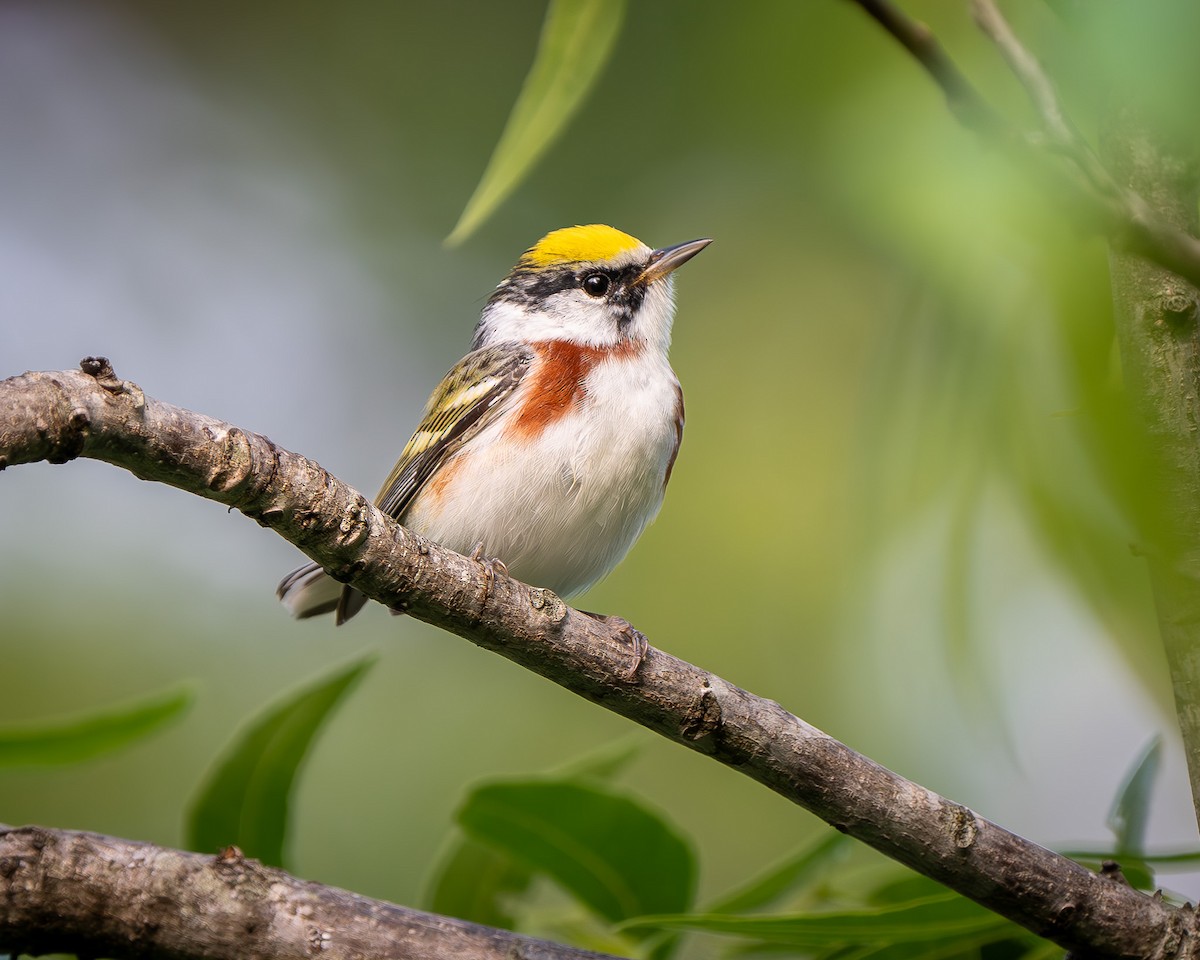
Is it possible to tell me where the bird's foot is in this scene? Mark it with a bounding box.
[581,611,650,681]
[469,541,509,606]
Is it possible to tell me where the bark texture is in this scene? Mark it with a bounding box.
[1101,107,1200,828]
[0,825,620,960]
[0,358,1197,958]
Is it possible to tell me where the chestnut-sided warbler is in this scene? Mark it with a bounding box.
[278,224,710,631]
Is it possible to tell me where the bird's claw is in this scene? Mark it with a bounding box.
[582,611,650,681]
[469,541,508,606]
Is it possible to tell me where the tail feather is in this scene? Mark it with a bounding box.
[277,562,366,623]
[335,585,369,625]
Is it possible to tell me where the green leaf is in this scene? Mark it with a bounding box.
[1019,941,1072,960]
[858,873,1056,957]
[424,741,643,934]
[186,656,373,868]
[445,0,627,246]
[809,932,1042,960]
[623,893,1009,947]
[550,737,642,783]
[1018,468,1163,702]
[1063,847,1200,869]
[426,836,534,929]
[867,872,950,906]
[1057,853,1154,892]
[1113,861,1154,891]
[707,831,853,914]
[457,779,695,927]
[1107,736,1162,855]
[0,686,192,768]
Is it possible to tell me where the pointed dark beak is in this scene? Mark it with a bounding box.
[636,237,712,285]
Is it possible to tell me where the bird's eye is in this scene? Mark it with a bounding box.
[582,273,610,298]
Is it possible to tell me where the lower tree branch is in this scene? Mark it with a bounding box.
[2,359,1197,957]
[0,824,621,960]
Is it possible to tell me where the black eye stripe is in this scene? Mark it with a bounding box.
[488,262,650,318]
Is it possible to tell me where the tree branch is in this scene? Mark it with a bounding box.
[852,0,1005,135]
[1100,87,1200,830]
[847,0,1200,291]
[970,0,1073,142]
[0,824,622,960]
[1,358,1195,957]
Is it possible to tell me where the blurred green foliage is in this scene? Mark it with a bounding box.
[187,656,373,866]
[457,780,694,926]
[3,655,1175,958]
[4,0,1200,957]
[447,0,627,246]
[0,687,191,769]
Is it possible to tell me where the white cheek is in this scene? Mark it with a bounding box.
[630,278,677,351]
[546,291,624,345]
[476,291,625,347]
[474,273,678,350]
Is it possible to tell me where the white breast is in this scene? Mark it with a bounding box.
[402,348,681,598]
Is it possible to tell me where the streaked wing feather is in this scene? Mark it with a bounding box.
[375,343,532,518]
[663,381,684,488]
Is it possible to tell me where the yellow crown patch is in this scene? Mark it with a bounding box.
[519,224,644,268]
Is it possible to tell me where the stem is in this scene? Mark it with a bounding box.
[1100,106,1200,829]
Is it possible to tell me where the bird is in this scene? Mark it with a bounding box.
[277,224,710,655]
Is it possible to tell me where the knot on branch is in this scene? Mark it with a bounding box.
[528,587,568,623]
[207,427,255,495]
[212,844,260,892]
[680,679,722,741]
[1158,292,1198,329]
[79,356,123,393]
[1099,860,1132,888]
[44,398,91,465]
[942,802,979,850]
[337,495,371,548]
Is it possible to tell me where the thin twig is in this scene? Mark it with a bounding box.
[971,0,1072,142]
[970,0,1121,206]
[846,0,1200,291]
[852,0,1004,134]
